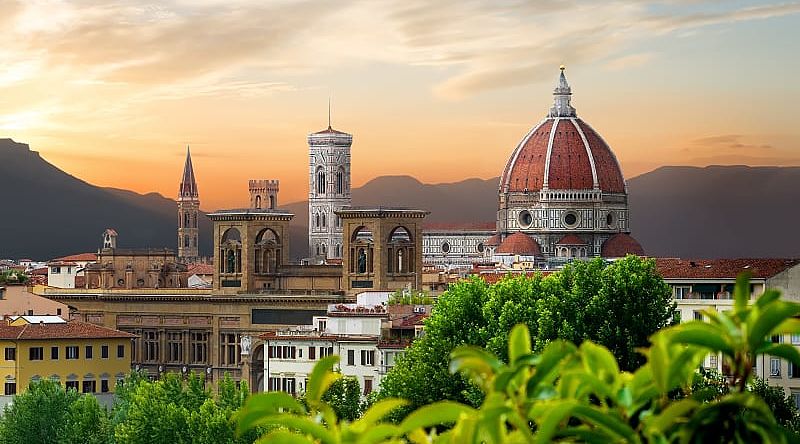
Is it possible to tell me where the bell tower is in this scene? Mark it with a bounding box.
[177,146,200,263]
[308,109,352,263]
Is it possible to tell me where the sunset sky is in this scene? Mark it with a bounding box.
[1,0,798,210]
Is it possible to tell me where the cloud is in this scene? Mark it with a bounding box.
[682,134,799,166]
[603,53,655,71]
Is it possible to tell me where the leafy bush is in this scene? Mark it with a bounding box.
[378,256,675,415]
[238,274,800,443]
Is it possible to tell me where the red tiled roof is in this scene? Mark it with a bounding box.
[423,222,495,231]
[496,232,541,256]
[484,234,502,247]
[187,263,214,275]
[500,118,625,194]
[655,258,800,280]
[0,320,136,340]
[30,267,48,276]
[53,253,97,262]
[556,234,586,245]
[601,233,645,258]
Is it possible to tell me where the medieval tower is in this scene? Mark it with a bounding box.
[177,146,200,263]
[308,115,352,262]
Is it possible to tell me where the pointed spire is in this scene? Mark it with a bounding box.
[548,65,576,118]
[179,145,199,200]
[328,97,332,130]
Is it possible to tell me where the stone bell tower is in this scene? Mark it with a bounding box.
[308,108,352,263]
[177,146,200,263]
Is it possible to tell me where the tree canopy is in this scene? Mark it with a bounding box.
[378,256,675,412]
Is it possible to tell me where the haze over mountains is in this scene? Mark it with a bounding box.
[2,138,798,260]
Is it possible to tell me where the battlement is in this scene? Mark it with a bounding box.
[249,179,279,210]
[249,179,279,192]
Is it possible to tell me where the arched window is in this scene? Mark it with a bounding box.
[387,226,413,274]
[316,167,326,194]
[269,195,275,209]
[315,213,320,228]
[255,195,262,209]
[336,168,344,194]
[350,226,374,274]
[321,213,326,227]
[254,228,280,273]
[220,228,242,274]
[184,213,190,228]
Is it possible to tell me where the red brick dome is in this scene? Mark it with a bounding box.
[484,234,502,247]
[601,233,644,258]
[499,68,625,194]
[496,232,541,256]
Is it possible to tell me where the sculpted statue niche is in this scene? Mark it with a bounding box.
[220,228,242,274]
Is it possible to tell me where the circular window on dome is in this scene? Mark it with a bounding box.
[441,242,451,254]
[606,212,616,228]
[562,211,579,228]
[477,242,484,253]
[518,210,533,228]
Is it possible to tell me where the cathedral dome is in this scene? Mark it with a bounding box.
[601,233,645,258]
[496,232,541,256]
[499,68,625,194]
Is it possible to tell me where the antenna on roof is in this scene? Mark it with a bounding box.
[328,96,332,129]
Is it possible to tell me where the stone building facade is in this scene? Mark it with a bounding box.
[496,67,642,263]
[84,230,187,289]
[308,124,352,262]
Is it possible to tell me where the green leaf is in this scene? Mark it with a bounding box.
[749,301,800,352]
[252,414,338,444]
[666,322,735,356]
[354,423,402,444]
[398,401,476,434]
[531,400,578,444]
[305,355,342,405]
[734,273,752,313]
[571,405,638,442]
[255,430,315,444]
[352,398,408,432]
[642,398,699,435]
[579,341,620,386]
[526,340,576,394]
[237,392,307,433]
[508,323,532,365]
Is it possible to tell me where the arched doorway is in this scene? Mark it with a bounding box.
[250,344,264,392]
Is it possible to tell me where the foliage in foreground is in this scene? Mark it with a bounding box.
[0,372,254,444]
[239,274,800,443]
[379,256,675,414]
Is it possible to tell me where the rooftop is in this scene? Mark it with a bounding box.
[655,258,800,280]
[0,320,136,340]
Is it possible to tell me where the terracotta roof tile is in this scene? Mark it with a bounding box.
[496,232,542,256]
[556,234,586,245]
[0,320,136,340]
[655,258,800,280]
[187,263,214,275]
[601,233,645,257]
[53,253,97,262]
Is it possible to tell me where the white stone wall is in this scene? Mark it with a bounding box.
[422,231,494,269]
[308,131,352,261]
[48,265,78,288]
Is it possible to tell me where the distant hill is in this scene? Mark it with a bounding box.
[3,138,798,260]
[286,166,800,259]
[627,165,800,258]
[0,139,212,259]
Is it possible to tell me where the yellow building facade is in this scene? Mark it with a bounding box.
[0,318,134,397]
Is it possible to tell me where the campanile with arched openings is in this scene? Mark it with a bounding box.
[337,207,428,293]
[208,208,293,294]
[307,119,352,263]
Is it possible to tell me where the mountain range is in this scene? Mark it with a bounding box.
[2,138,798,260]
